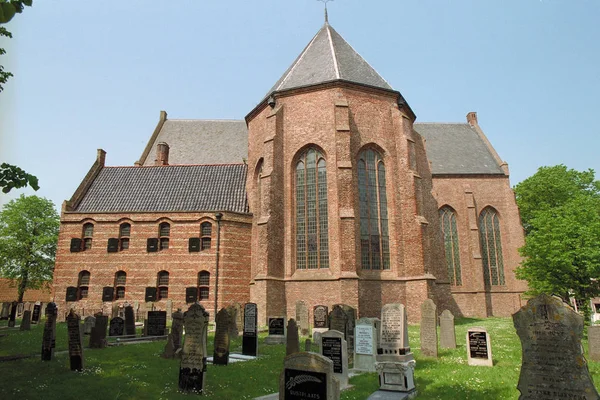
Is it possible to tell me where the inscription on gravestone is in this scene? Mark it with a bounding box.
[269,317,285,335]
[283,368,327,400]
[242,303,258,357]
[67,310,84,371]
[468,331,488,359]
[313,305,328,329]
[179,303,209,393]
[322,336,343,374]
[147,311,167,336]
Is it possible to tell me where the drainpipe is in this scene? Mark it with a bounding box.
[214,213,223,321]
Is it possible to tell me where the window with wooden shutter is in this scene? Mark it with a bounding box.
[145,287,157,302]
[147,238,158,252]
[102,286,114,301]
[186,287,198,303]
[189,238,200,252]
[70,238,82,252]
[107,238,119,253]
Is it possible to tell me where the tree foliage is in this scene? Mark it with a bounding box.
[0,194,58,302]
[514,165,600,303]
[0,0,32,92]
[0,162,39,193]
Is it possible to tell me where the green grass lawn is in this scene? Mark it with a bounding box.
[1,317,599,399]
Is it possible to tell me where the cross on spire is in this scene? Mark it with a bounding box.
[317,0,333,23]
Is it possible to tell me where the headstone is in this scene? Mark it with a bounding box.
[213,308,231,365]
[337,304,356,366]
[279,352,340,400]
[171,309,184,352]
[513,294,600,399]
[375,303,416,395]
[8,301,17,327]
[588,326,600,362]
[234,303,243,335]
[20,310,32,331]
[265,316,286,345]
[89,314,108,349]
[466,327,492,367]
[242,303,258,356]
[83,316,96,335]
[16,302,24,317]
[32,303,41,324]
[109,316,125,336]
[354,317,378,372]
[296,300,309,336]
[420,299,438,357]
[305,338,312,352]
[320,329,349,388]
[133,301,139,321]
[124,305,136,336]
[328,306,348,341]
[147,311,167,336]
[66,309,84,371]
[287,318,300,356]
[162,333,176,359]
[179,303,209,393]
[439,310,456,349]
[41,302,58,361]
[313,305,329,343]
[1,302,10,319]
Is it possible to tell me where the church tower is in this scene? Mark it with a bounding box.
[245,20,451,323]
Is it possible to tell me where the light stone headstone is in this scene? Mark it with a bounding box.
[588,325,600,362]
[279,352,340,400]
[66,309,84,371]
[213,308,231,365]
[513,294,600,399]
[420,299,438,357]
[234,303,243,335]
[83,316,96,335]
[439,310,456,349]
[162,333,176,359]
[20,310,32,331]
[320,329,349,389]
[466,327,492,367]
[286,318,300,356]
[179,303,209,393]
[296,300,309,336]
[41,302,58,361]
[265,316,286,345]
[354,317,378,372]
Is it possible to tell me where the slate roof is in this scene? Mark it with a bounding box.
[142,120,248,166]
[266,22,393,96]
[74,164,249,213]
[415,123,505,175]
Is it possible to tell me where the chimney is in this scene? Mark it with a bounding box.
[155,142,169,166]
[97,149,106,167]
[467,112,478,127]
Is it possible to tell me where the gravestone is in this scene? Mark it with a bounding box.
[279,352,340,400]
[328,306,348,341]
[439,310,456,349]
[8,301,17,327]
[234,303,243,335]
[320,329,349,388]
[588,326,600,362]
[313,305,329,343]
[89,314,108,349]
[226,304,239,338]
[242,303,258,356]
[20,310,32,331]
[213,308,231,365]
[305,338,312,352]
[162,333,176,359]
[513,294,600,399]
[337,304,356,366]
[296,300,309,336]
[32,303,41,324]
[41,302,58,361]
[124,305,136,336]
[109,316,125,336]
[466,327,492,367]
[16,302,24,317]
[265,316,286,345]
[1,302,10,319]
[67,309,84,371]
[375,303,416,395]
[286,318,300,356]
[133,301,139,321]
[179,303,209,393]
[172,309,184,352]
[354,317,378,372]
[83,316,96,335]
[147,311,167,336]
[419,299,438,357]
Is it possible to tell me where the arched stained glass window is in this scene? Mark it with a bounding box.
[479,207,505,286]
[439,206,462,285]
[358,149,390,270]
[296,148,329,269]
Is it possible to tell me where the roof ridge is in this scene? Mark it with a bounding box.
[104,163,247,169]
[326,24,340,79]
[415,122,471,125]
[166,119,245,122]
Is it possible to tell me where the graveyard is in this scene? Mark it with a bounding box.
[2,303,600,399]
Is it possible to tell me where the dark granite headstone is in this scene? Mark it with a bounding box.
[283,368,327,400]
[41,302,58,361]
[20,310,32,331]
[467,329,491,364]
[242,303,258,356]
[67,309,84,371]
[313,305,328,329]
[109,317,125,336]
[147,311,167,336]
[328,306,348,339]
[336,304,356,366]
[322,336,343,374]
[179,303,209,393]
[213,308,230,365]
[32,303,41,324]
[124,305,136,336]
[269,317,285,336]
[286,318,300,356]
[89,315,108,349]
[8,301,17,327]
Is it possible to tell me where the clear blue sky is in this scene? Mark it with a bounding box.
[1,0,599,210]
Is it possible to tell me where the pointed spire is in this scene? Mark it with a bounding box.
[325,6,328,23]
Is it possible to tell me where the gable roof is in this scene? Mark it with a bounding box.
[73,164,249,213]
[415,123,505,175]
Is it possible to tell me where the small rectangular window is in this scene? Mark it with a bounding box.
[160,238,169,250]
[79,287,89,300]
[201,237,211,250]
[120,238,130,250]
[115,287,125,300]
[158,287,168,300]
[199,287,209,300]
[84,238,93,250]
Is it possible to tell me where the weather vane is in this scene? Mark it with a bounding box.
[317,0,333,23]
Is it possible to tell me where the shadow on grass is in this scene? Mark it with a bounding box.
[454,317,486,326]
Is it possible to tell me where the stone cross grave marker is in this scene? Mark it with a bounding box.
[67,309,84,371]
[8,301,17,327]
[124,305,136,336]
[109,316,125,336]
[439,309,456,349]
[287,318,300,356]
[83,316,96,335]
[20,310,32,331]
[279,352,340,400]
[242,303,258,356]
[32,303,41,324]
[147,311,167,336]
[89,314,108,349]
[420,299,438,357]
[42,302,58,361]
[320,329,348,388]
[296,300,309,336]
[354,317,378,372]
[179,303,209,393]
[466,327,492,367]
[213,308,231,365]
[513,294,600,399]
[172,309,184,352]
[265,316,286,344]
[588,325,600,362]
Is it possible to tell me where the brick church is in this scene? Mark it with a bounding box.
[52,20,527,323]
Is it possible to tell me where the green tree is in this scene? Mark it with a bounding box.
[0,194,59,302]
[515,165,600,307]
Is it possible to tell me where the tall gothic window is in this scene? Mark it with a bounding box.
[295,148,329,269]
[358,149,390,270]
[479,207,505,286]
[439,206,462,285]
